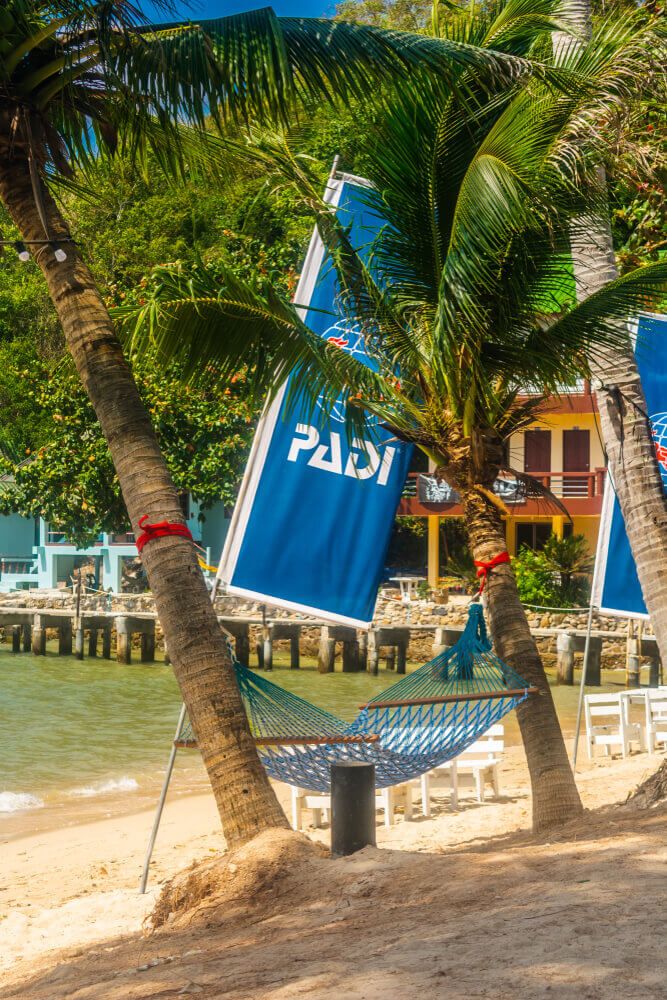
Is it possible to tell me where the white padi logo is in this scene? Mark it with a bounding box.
[288,424,396,486]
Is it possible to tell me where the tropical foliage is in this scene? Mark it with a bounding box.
[513,535,593,608]
[7,0,517,845]
[0,345,256,546]
[126,1,665,830]
[0,146,313,546]
[127,13,667,490]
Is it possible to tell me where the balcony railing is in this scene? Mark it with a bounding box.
[1,557,37,576]
[109,532,136,545]
[46,531,105,545]
[44,531,136,545]
[525,470,606,499]
[402,469,606,503]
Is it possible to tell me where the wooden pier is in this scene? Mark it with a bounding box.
[0,605,661,687]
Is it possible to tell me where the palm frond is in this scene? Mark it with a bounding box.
[540,262,667,376]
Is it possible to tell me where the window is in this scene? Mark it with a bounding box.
[516,522,552,552]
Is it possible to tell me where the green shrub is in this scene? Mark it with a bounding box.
[513,534,592,608]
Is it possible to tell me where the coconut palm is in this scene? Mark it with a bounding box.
[555,3,667,671]
[129,13,667,830]
[0,1,530,847]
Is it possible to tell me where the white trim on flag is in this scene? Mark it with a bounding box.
[223,584,370,629]
[217,176,345,593]
[592,469,649,621]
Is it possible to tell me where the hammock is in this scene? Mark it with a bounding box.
[175,604,535,792]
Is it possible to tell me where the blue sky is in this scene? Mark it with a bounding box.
[147,1,333,19]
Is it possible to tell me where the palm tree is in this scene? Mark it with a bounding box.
[0,1,526,847]
[129,16,667,830]
[555,4,667,667]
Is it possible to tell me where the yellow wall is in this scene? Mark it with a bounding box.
[508,411,605,474]
[426,409,603,582]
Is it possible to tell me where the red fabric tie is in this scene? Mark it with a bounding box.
[474,551,511,593]
[135,514,193,554]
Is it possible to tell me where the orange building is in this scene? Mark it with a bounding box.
[398,384,605,587]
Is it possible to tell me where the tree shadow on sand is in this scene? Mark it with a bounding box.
[3,802,667,1000]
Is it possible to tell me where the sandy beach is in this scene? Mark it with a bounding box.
[2,741,666,998]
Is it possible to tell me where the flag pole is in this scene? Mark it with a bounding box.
[572,599,595,770]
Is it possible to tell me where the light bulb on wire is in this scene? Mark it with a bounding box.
[14,241,30,263]
[53,244,67,263]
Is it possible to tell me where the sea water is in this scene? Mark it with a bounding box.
[0,644,392,821]
[0,640,605,829]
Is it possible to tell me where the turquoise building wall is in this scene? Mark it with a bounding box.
[0,513,35,559]
[0,499,230,593]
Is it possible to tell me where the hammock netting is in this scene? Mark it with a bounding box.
[176,604,531,792]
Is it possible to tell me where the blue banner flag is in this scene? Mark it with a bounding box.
[592,314,667,618]
[218,174,413,627]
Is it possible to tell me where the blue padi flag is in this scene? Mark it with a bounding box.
[218,174,413,627]
[592,314,667,618]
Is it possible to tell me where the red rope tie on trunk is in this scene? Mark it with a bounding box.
[135,514,193,554]
[474,551,511,593]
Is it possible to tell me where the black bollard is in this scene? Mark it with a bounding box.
[331,762,376,856]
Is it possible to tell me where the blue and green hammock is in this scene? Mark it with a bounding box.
[176,603,535,792]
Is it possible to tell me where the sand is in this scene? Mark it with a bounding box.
[2,744,666,999]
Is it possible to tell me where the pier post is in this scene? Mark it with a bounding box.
[649,656,661,687]
[290,631,300,670]
[342,639,357,673]
[31,615,46,656]
[116,617,131,665]
[102,626,112,660]
[59,620,73,656]
[141,627,156,663]
[236,629,249,666]
[385,648,396,671]
[432,627,447,657]
[75,625,84,660]
[626,638,641,689]
[268,622,301,669]
[556,631,575,685]
[357,631,368,672]
[641,637,661,687]
[88,628,98,658]
[22,624,31,652]
[262,626,273,671]
[396,639,407,675]
[367,630,379,676]
[11,625,20,652]
[587,636,602,687]
[318,627,336,673]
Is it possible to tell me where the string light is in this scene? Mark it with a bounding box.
[14,241,30,262]
[0,238,75,263]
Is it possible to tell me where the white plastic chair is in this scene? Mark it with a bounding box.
[417,724,504,815]
[291,782,413,831]
[584,693,644,759]
[644,691,667,751]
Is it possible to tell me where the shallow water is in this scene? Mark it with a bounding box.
[0,639,626,827]
[0,644,396,813]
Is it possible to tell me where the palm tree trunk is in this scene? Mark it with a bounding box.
[556,14,667,668]
[0,151,288,848]
[572,213,667,660]
[460,488,583,831]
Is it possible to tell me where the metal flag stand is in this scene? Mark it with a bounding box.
[139,702,187,894]
[572,599,596,770]
[139,576,223,894]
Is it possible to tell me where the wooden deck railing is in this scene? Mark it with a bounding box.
[401,469,606,501]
